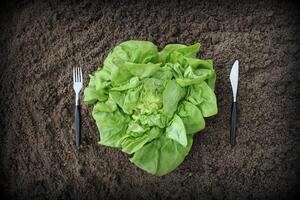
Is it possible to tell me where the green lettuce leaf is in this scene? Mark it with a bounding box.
[130,135,193,176]
[166,114,187,146]
[162,80,186,117]
[84,40,218,176]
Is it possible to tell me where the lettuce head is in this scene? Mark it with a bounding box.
[84,40,217,176]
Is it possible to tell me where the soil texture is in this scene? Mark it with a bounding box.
[0,0,299,199]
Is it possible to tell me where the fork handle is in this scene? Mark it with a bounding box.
[75,105,81,148]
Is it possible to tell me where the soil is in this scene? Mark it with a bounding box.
[0,0,299,199]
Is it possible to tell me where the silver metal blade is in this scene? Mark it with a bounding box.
[230,60,239,102]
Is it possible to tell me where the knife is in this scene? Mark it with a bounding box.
[229,60,239,145]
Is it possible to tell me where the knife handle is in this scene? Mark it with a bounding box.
[75,105,81,149]
[230,102,237,145]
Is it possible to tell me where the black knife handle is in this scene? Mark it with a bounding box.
[230,102,237,145]
[75,105,81,148]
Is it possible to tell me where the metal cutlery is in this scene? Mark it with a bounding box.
[229,60,239,145]
[73,67,83,148]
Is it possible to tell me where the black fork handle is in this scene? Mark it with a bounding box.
[230,102,237,145]
[75,105,81,148]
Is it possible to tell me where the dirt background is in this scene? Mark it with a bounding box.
[0,0,299,199]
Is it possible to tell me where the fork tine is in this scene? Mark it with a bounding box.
[80,67,83,82]
[78,67,81,82]
[75,67,77,82]
[76,67,79,82]
[73,67,76,83]
[73,67,83,83]
[78,67,80,82]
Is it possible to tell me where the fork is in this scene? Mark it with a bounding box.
[73,67,83,148]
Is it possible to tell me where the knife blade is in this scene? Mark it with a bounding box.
[229,60,239,145]
[230,60,239,102]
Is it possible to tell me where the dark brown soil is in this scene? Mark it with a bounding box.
[0,0,299,199]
